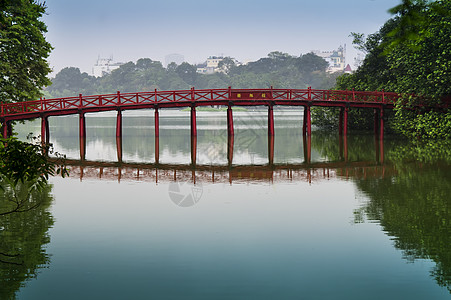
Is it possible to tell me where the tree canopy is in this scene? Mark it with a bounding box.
[314,0,451,139]
[45,52,340,98]
[0,0,52,103]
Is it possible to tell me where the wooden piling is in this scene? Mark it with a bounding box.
[268,104,275,136]
[227,105,234,137]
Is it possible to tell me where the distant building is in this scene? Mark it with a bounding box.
[311,45,346,73]
[344,64,352,74]
[165,53,185,67]
[196,56,224,74]
[196,56,240,74]
[92,57,123,77]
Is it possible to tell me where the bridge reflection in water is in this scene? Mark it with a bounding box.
[63,135,388,184]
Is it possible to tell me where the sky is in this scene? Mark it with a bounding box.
[42,0,401,76]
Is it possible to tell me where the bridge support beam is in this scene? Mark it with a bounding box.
[116,109,122,138]
[155,137,159,164]
[268,104,275,136]
[191,136,197,166]
[303,105,311,136]
[191,106,197,137]
[227,105,234,137]
[227,135,234,166]
[79,113,86,139]
[154,107,159,138]
[41,116,50,146]
[154,107,160,164]
[268,134,274,165]
[116,137,122,162]
[303,134,311,164]
[79,113,86,160]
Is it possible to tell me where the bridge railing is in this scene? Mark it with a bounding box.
[1,88,402,118]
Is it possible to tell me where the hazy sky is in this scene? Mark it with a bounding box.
[42,0,401,76]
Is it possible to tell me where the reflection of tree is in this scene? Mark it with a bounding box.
[311,131,398,162]
[354,164,451,293]
[0,181,54,299]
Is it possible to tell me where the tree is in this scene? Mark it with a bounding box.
[0,0,52,103]
[46,67,97,98]
[0,181,54,299]
[0,136,67,215]
[175,62,197,86]
[296,52,329,73]
[217,57,236,74]
[315,0,451,139]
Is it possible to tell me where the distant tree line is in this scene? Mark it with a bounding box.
[44,51,341,98]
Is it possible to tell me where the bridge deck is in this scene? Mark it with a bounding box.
[1,88,399,121]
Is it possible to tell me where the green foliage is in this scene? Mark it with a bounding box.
[0,0,52,103]
[45,52,340,98]
[315,0,451,139]
[0,136,67,215]
[0,181,54,299]
[354,163,451,293]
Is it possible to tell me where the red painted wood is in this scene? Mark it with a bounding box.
[379,108,384,141]
[116,137,122,162]
[155,137,159,164]
[191,136,197,165]
[1,88,411,121]
[304,106,311,136]
[228,135,234,166]
[268,134,274,165]
[154,108,159,138]
[79,113,86,139]
[227,106,234,136]
[191,106,197,137]
[116,110,122,138]
[268,105,274,136]
[303,134,311,163]
[41,116,49,145]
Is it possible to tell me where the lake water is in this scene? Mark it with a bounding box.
[2,108,450,299]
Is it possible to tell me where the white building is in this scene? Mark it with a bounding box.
[196,56,240,74]
[311,45,346,73]
[92,57,123,77]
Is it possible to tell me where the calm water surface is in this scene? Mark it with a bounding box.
[2,109,450,299]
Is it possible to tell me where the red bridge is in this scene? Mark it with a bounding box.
[1,87,399,141]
